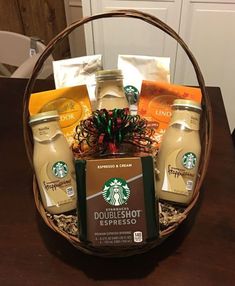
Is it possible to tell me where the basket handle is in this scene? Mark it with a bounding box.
[23,9,212,187]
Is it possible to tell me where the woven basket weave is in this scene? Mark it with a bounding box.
[23,9,213,257]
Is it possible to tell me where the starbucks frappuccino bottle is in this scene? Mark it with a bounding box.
[156,99,201,205]
[95,69,129,110]
[29,111,77,214]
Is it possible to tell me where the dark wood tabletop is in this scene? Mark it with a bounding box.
[0,77,234,286]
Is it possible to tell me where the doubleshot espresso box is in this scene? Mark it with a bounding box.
[75,156,159,247]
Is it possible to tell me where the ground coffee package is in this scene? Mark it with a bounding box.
[75,156,159,247]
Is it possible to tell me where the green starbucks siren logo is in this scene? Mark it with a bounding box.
[102,178,130,206]
[52,161,68,178]
[182,152,197,169]
[124,85,139,104]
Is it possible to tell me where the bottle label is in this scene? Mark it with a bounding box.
[97,83,125,98]
[170,111,200,131]
[124,85,139,104]
[52,161,68,178]
[39,161,75,207]
[162,149,197,195]
[182,152,197,169]
[33,125,62,143]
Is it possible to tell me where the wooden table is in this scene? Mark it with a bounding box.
[0,78,234,286]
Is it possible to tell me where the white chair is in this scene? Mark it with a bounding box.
[0,31,53,79]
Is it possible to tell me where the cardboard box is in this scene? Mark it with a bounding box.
[75,155,159,247]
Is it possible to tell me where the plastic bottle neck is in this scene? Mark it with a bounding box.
[31,120,63,143]
[169,107,201,131]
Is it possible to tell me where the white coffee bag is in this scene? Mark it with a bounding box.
[118,55,170,114]
[53,55,102,110]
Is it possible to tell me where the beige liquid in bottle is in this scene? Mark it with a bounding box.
[96,69,129,110]
[156,99,201,205]
[29,111,77,214]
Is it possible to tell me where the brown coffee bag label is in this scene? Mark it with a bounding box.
[76,156,158,247]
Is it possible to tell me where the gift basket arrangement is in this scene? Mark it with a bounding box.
[23,10,213,257]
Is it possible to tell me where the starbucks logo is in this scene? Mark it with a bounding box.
[182,152,197,169]
[52,161,68,178]
[102,178,130,206]
[124,85,139,104]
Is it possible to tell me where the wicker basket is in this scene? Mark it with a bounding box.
[23,9,213,257]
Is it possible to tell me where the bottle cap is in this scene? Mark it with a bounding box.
[96,69,123,81]
[172,99,202,111]
[29,110,59,125]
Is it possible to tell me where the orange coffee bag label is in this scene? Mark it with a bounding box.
[137,80,202,147]
[29,85,92,146]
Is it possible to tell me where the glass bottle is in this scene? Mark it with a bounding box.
[156,99,201,205]
[29,111,77,214]
[95,69,129,110]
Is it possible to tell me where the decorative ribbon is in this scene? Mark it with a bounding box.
[73,108,156,156]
